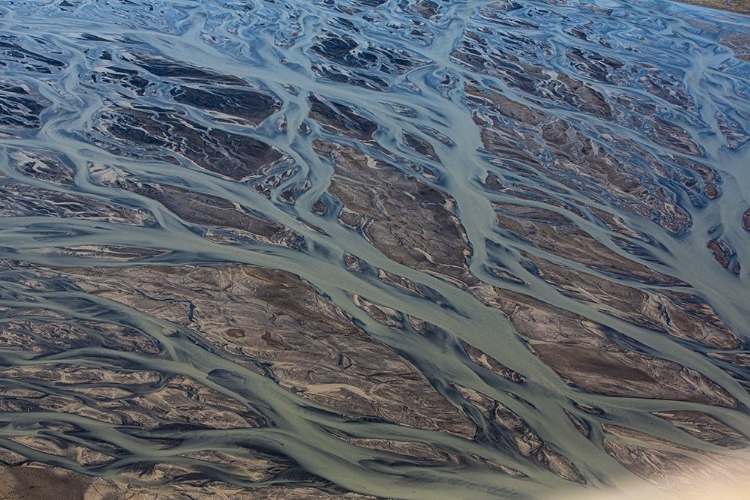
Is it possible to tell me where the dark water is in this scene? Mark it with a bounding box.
[0,0,749,498]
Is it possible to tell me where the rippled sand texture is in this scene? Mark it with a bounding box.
[0,0,749,498]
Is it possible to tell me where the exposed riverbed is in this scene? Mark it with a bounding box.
[0,0,748,498]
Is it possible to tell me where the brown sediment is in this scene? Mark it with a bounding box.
[0,317,161,354]
[316,140,475,287]
[708,351,750,367]
[308,94,378,140]
[493,203,683,285]
[454,384,584,483]
[33,245,169,261]
[0,464,376,500]
[0,465,93,500]
[527,254,741,348]
[471,286,737,407]
[564,411,592,438]
[62,264,477,438]
[7,436,114,467]
[9,151,75,186]
[461,340,526,383]
[133,54,248,85]
[138,183,298,245]
[465,84,697,234]
[602,425,750,494]
[0,80,48,131]
[707,238,739,273]
[353,294,405,328]
[308,32,428,91]
[0,179,154,226]
[403,131,439,160]
[653,410,749,449]
[674,0,750,15]
[170,85,280,126]
[94,105,284,181]
[412,0,441,19]
[336,437,458,463]
[0,367,263,429]
[589,207,650,242]
[377,268,448,304]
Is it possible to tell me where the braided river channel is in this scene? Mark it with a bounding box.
[0,0,749,498]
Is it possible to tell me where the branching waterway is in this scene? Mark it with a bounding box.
[0,0,748,498]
